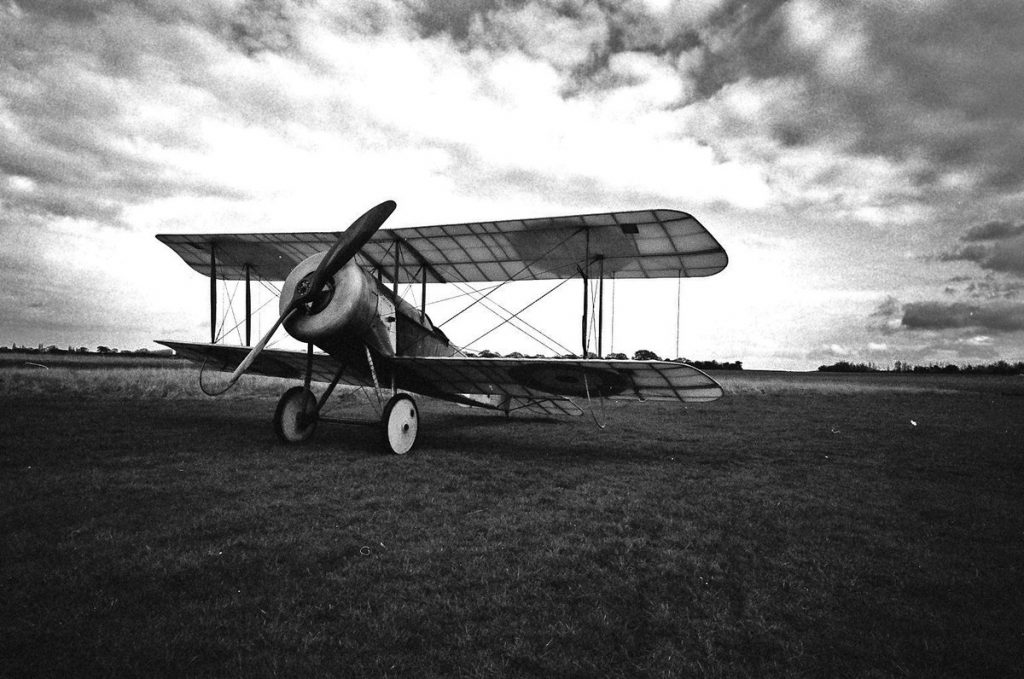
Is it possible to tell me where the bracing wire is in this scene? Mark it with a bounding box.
[461,276,574,350]
[214,277,240,343]
[436,227,583,328]
[587,273,601,357]
[431,281,504,305]
[221,277,243,346]
[449,280,575,355]
[214,293,281,345]
[401,277,572,357]
[256,278,287,349]
[410,254,584,357]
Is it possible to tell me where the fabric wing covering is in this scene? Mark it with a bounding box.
[157,342,724,409]
[156,209,727,283]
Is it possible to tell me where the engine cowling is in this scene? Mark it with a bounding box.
[281,254,383,349]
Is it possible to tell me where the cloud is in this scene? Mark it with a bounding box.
[901,301,1024,333]
[940,274,1024,301]
[3,0,1024,368]
[0,0,259,226]
[781,0,1024,191]
[941,220,1024,278]
[963,220,1024,242]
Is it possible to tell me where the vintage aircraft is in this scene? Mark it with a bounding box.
[156,201,728,454]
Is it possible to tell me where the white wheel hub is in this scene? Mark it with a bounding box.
[382,394,418,455]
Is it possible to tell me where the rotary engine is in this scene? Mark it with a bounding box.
[280,254,397,356]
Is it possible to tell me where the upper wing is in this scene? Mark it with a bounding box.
[393,357,724,404]
[157,208,727,283]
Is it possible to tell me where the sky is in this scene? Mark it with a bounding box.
[2,0,1024,370]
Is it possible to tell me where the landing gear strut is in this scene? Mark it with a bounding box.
[272,349,420,454]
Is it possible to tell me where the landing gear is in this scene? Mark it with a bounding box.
[381,393,419,455]
[272,348,419,454]
[274,386,319,443]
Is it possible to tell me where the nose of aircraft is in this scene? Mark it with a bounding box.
[214,200,397,392]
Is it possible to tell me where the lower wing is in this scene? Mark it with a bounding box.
[156,341,723,410]
[155,340,370,387]
[392,356,723,404]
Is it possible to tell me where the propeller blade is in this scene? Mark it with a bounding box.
[215,200,396,392]
[293,199,396,307]
[221,308,296,387]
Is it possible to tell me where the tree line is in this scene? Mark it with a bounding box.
[818,360,1024,375]
[1,344,173,357]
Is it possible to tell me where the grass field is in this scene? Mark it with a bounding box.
[2,361,1022,677]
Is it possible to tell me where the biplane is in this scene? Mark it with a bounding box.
[156,201,728,454]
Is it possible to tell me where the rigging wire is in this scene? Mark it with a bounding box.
[214,277,239,343]
[256,278,287,349]
[436,227,583,328]
[221,277,243,345]
[401,277,571,357]
[460,276,575,351]
[213,292,281,345]
[448,280,576,355]
[431,281,504,305]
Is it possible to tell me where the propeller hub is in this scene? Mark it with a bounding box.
[295,273,335,314]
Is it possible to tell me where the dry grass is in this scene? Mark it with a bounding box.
[0,366,297,400]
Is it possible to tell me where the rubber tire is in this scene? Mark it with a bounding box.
[274,386,318,444]
[381,394,419,455]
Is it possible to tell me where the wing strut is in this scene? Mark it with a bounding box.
[581,229,590,356]
[244,264,252,346]
[209,244,217,344]
[579,231,608,358]
[597,257,605,357]
[581,268,588,356]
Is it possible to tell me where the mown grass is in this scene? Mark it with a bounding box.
[2,366,1022,677]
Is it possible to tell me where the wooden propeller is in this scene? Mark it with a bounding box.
[218,200,396,390]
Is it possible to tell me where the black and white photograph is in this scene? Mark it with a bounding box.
[2,1,1022,676]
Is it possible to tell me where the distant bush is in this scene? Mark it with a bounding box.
[685,359,743,371]
[818,361,882,373]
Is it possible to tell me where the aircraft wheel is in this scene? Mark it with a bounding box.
[382,393,418,455]
[274,386,318,444]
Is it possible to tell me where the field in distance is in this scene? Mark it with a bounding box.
[2,362,1022,677]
